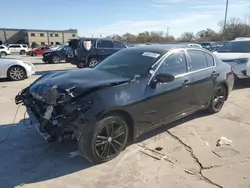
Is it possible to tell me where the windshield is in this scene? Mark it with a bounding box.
[94,49,163,79]
[217,41,250,53]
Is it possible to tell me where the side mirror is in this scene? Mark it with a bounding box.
[155,73,175,83]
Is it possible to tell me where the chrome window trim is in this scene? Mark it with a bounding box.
[147,48,217,85]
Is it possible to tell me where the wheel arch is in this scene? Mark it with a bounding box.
[100,109,136,143]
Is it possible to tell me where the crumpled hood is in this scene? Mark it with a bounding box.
[29,68,130,103]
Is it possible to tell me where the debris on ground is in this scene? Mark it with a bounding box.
[155,147,163,151]
[216,136,233,147]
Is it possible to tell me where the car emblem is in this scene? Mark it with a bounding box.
[83,41,92,51]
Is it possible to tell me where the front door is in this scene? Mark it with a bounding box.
[139,50,193,132]
[186,49,216,108]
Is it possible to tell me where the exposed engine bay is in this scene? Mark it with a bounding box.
[15,69,130,143]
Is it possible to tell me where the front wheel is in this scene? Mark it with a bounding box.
[77,62,86,68]
[7,66,26,81]
[78,116,129,164]
[207,85,227,113]
[0,52,7,57]
[88,58,99,68]
[51,56,60,64]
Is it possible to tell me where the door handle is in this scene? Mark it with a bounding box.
[183,79,190,86]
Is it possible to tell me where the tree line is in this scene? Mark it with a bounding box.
[105,16,250,43]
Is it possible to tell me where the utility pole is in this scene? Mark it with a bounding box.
[166,27,169,42]
[223,0,229,41]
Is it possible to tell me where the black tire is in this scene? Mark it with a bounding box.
[7,66,26,81]
[77,62,86,68]
[20,50,26,55]
[0,52,7,57]
[207,85,227,113]
[32,52,37,56]
[78,115,129,164]
[88,58,99,68]
[51,56,60,64]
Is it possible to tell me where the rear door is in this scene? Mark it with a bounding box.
[37,47,44,55]
[186,49,216,108]
[8,45,21,53]
[96,40,114,61]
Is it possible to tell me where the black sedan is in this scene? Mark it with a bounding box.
[42,45,69,64]
[15,45,234,164]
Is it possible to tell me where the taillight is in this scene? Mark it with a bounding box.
[230,66,235,73]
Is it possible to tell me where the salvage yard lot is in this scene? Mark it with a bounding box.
[0,56,250,188]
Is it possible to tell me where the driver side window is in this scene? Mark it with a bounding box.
[157,51,187,76]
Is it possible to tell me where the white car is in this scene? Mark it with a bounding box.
[8,44,29,55]
[0,58,35,81]
[0,45,11,57]
[213,37,250,79]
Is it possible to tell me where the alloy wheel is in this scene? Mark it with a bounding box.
[94,120,127,159]
[89,59,98,68]
[212,87,226,111]
[9,67,25,81]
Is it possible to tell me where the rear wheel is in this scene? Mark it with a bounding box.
[20,50,26,55]
[78,115,129,164]
[7,66,26,81]
[0,52,7,57]
[32,52,37,56]
[207,85,227,113]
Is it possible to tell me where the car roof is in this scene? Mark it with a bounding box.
[123,44,207,54]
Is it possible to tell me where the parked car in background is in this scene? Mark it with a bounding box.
[0,45,11,57]
[213,37,250,79]
[26,46,50,56]
[0,58,35,81]
[42,45,69,63]
[15,45,234,164]
[67,38,126,68]
[8,44,29,55]
[188,43,202,48]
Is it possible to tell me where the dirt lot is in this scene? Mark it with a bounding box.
[0,56,250,188]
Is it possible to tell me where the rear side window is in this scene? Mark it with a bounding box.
[22,45,28,48]
[97,40,113,48]
[9,45,21,48]
[187,50,207,71]
[68,39,79,49]
[0,46,4,49]
[205,53,214,67]
[113,41,125,49]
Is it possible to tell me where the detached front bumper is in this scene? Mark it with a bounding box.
[26,108,51,141]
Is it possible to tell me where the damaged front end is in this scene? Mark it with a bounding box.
[15,84,93,143]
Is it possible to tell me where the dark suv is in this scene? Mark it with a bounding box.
[67,38,126,68]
